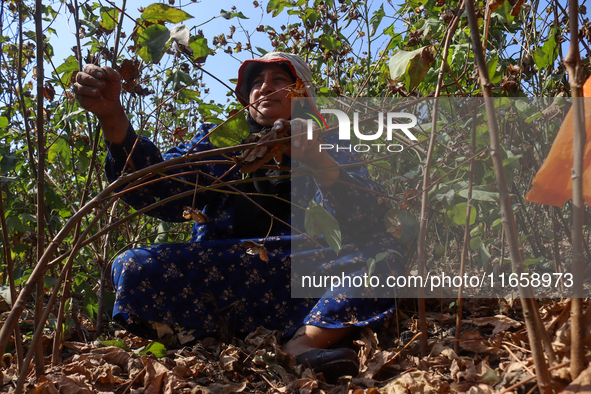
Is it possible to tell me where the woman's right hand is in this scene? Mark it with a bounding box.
[73,64,129,144]
[73,64,122,117]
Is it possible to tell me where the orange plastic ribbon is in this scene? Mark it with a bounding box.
[524,78,591,207]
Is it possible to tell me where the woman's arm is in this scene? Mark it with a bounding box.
[73,65,129,144]
[74,65,232,222]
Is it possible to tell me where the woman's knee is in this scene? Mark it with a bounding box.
[111,248,152,287]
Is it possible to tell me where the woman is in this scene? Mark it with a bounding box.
[73,52,406,382]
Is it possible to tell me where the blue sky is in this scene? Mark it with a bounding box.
[46,0,393,104]
[34,0,575,107]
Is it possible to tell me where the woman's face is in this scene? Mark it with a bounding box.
[248,64,294,126]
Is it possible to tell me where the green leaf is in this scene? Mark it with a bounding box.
[320,34,341,51]
[141,4,193,23]
[176,89,200,104]
[267,0,288,17]
[0,117,7,129]
[189,36,211,63]
[80,18,99,36]
[0,151,16,174]
[44,275,58,289]
[220,9,249,19]
[515,99,536,118]
[533,27,558,70]
[48,138,72,171]
[99,7,119,31]
[366,258,376,278]
[491,0,515,25]
[369,4,385,37]
[447,202,476,226]
[388,46,434,92]
[137,341,167,358]
[6,215,27,233]
[458,188,499,202]
[48,137,72,166]
[469,236,481,251]
[97,337,132,351]
[255,46,269,56]
[58,109,85,126]
[208,114,250,147]
[154,221,170,244]
[486,51,501,84]
[524,258,542,266]
[83,293,98,320]
[436,188,455,205]
[477,241,491,268]
[55,56,79,86]
[136,24,170,64]
[376,252,389,262]
[300,8,320,25]
[305,200,342,254]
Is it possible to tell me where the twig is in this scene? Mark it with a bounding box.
[499,361,569,394]
[503,344,535,376]
[122,366,146,394]
[417,2,463,355]
[456,97,477,354]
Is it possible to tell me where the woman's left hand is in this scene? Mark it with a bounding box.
[273,118,340,188]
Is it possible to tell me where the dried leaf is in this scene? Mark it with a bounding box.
[118,59,140,81]
[459,331,499,354]
[43,82,56,101]
[49,374,94,394]
[234,123,290,173]
[287,369,320,394]
[360,349,398,379]
[506,64,521,75]
[286,78,309,99]
[220,345,241,372]
[31,376,60,394]
[462,315,521,335]
[183,207,208,223]
[355,327,379,374]
[91,346,132,367]
[487,0,506,12]
[173,127,188,140]
[385,216,402,239]
[509,0,525,16]
[241,241,269,262]
[378,371,440,394]
[207,381,248,394]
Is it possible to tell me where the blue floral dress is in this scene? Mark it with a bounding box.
[105,123,406,344]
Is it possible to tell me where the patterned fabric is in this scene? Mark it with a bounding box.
[105,123,407,341]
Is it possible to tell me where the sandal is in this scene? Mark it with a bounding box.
[295,348,359,383]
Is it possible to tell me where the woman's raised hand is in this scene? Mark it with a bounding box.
[73,64,129,144]
[73,65,122,117]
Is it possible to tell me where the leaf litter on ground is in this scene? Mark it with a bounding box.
[1,298,590,393]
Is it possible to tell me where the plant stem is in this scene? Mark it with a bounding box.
[456,98,476,355]
[563,0,587,379]
[464,0,553,391]
[34,0,46,378]
[0,186,23,370]
[417,1,462,356]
